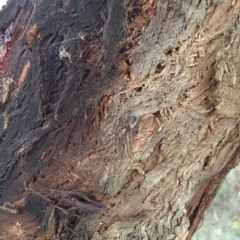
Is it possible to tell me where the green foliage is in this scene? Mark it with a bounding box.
[193,166,240,240]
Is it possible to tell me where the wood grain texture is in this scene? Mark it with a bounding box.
[0,0,239,239]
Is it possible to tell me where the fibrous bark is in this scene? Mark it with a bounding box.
[0,0,240,239]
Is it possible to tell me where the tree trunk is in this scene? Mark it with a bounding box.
[0,0,239,239]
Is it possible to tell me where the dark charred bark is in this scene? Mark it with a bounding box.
[0,0,240,239]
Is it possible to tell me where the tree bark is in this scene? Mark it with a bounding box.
[0,0,240,239]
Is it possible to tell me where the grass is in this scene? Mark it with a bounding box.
[193,166,240,240]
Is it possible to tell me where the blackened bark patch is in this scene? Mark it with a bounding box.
[0,0,28,32]
[0,0,118,237]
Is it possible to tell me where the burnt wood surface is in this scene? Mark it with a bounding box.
[0,0,240,239]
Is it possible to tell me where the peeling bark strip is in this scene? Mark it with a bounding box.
[0,0,240,239]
